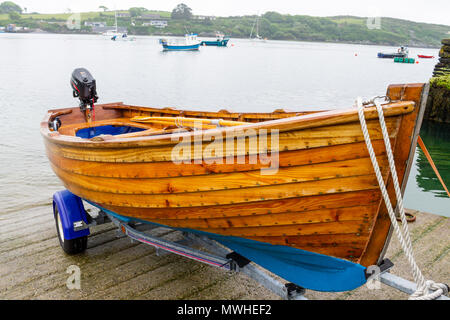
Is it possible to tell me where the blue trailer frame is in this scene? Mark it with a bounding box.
[51,189,449,300]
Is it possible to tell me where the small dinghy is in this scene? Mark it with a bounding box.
[41,68,429,292]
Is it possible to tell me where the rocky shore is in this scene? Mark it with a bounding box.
[425,39,450,123]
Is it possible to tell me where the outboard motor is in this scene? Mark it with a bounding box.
[70,68,98,112]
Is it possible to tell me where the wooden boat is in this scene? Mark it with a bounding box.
[41,82,429,292]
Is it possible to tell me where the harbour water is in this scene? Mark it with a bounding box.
[0,33,448,217]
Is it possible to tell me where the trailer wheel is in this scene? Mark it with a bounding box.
[54,204,87,255]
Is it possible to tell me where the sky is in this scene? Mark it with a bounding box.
[11,0,450,26]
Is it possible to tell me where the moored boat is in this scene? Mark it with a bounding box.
[378,46,409,58]
[160,33,201,51]
[200,33,229,47]
[417,55,434,59]
[41,71,429,292]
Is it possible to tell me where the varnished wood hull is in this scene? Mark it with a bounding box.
[41,84,428,274]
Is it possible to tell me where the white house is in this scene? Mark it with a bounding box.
[143,20,168,28]
[84,22,106,27]
[194,15,216,21]
[117,12,131,18]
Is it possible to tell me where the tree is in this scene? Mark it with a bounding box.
[99,6,108,12]
[171,3,192,20]
[0,1,22,14]
[129,7,147,17]
[8,11,20,20]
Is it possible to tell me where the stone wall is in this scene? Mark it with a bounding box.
[424,39,450,123]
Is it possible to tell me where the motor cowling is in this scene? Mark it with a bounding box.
[71,68,98,111]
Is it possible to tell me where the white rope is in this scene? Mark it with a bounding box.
[356,97,448,300]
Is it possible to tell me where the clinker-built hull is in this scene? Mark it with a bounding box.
[41,83,428,291]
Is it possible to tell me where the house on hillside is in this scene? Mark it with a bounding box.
[142,20,168,28]
[84,22,106,28]
[117,12,131,18]
[140,14,162,20]
[91,26,127,34]
[193,15,216,21]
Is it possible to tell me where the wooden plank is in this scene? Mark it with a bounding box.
[144,205,377,229]
[247,233,370,247]
[189,220,372,237]
[46,140,390,178]
[63,174,382,208]
[100,189,381,220]
[50,157,389,195]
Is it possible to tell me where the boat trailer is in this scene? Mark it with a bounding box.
[52,190,449,300]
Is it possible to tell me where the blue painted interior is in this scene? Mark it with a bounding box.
[86,200,368,292]
[76,125,145,139]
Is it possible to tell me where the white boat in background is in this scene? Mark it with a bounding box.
[250,15,266,42]
[102,10,135,41]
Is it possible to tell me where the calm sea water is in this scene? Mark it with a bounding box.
[0,33,448,217]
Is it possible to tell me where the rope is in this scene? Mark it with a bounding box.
[356,97,448,300]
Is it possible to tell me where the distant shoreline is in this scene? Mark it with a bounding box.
[1,10,448,48]
[1,31,441,49]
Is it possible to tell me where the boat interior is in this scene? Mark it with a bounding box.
[48,102,319,140]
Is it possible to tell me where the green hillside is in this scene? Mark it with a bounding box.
[1,9,449,47]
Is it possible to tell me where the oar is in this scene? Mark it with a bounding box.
[417,135,450,197]
[132,119,218,130]
[130,116,247,128]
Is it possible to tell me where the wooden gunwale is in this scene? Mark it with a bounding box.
[102,104,317,120]
[41,102,414,148]
[43,118,401,164]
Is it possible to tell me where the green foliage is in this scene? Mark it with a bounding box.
[129,7,147,17]
[8,10,19,20]
[0,8,447,47]
[0,1,21,14]
[171,3,192,20]
[430,74,450,90]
